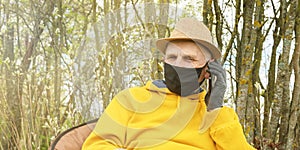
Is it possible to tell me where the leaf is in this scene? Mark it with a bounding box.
[254,21,262,28]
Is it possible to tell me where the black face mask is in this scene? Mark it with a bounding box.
[164,62,207,96]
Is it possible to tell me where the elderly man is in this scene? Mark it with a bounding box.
[82,18,256,150]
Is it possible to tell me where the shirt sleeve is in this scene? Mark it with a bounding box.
[82,92,134,150]
[209,107,257,150]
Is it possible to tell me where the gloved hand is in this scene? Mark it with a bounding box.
[205,60,226,111]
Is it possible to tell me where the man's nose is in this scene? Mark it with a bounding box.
[173,58,185,67]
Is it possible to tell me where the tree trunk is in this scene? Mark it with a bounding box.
[202,0,214,30]
[266,1,283,147]
[3,22,21,149]
[213,0,223,52]
[250,0,266,148]
[285,1,299,149]
[236,0,255,142]
[152,0,169,80]
[276,0,297,149]
[102,0,111,109]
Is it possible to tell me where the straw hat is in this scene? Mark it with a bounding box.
[156,18,221,59]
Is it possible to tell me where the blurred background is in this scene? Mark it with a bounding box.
[0,0,299,149]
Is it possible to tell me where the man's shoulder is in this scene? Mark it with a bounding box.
[111,81,163,108]
[209,107,240,130]
[121,80,166,92]
[115,81,153,98]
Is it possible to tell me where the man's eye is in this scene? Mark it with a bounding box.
[187,57,196,61]
[167,56,176,59]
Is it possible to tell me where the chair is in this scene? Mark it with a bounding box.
[49,118,98,150]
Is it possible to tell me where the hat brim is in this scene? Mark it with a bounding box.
[156,37,221,59]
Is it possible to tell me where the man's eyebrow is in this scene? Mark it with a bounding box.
[165,54,177,58]
[165,52,177,56]
[182,53,198,59]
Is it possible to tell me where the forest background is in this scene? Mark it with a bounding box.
[0,0,299,149]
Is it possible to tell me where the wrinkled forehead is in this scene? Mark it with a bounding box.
[165,40,212,61]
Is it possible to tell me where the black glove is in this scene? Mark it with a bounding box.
[205,61,226,111]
